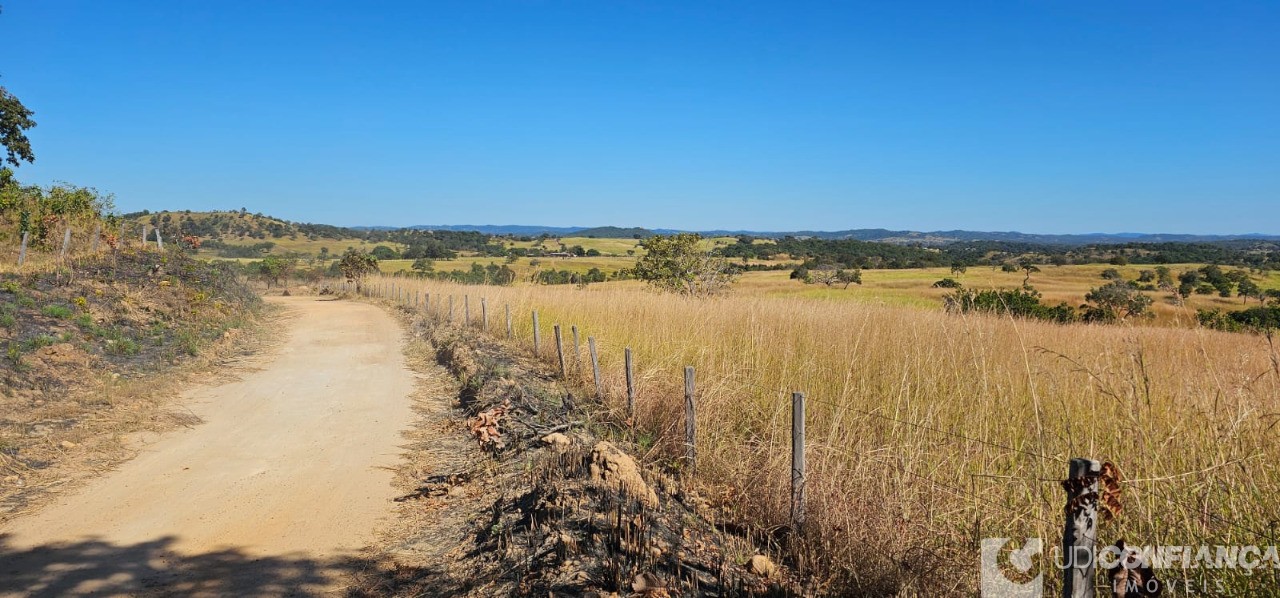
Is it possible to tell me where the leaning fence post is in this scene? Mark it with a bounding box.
[154,227,163,251]
[554,325,567,379]
[60,227,72,260]
[505,304,512,338]
[684,366,696,474]
[1063,458,1101,598]
[625,348,635,420]
[532,310,540,354]
[481,298,488,331]
[588,337,602,398]
[18,231,28,266]
[571,325,581,369]
[791,392,806,532]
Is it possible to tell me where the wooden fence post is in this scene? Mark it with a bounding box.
[481,298,488,331]
[1063,458,1101,598]
[684,366,696,474]
[465,295,471,326]
[532,310,540,354]
[448,295,454,321]
[588,337,602,398]
[791,392,806,532]
[17,231,28,266]
[425,293,430,314]
[571,326,581,368]
[92,224,101,253]
[415,291,419,307]
[625,348,635,420]
[140,224,146,245]
[154,227,163,251]
[60,227,72,260]
[505,304,512,338]
[554,325,567,378]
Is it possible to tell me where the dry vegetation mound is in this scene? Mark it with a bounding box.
[354,309,800,597]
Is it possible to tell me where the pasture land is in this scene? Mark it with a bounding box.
[366,274,1280,593]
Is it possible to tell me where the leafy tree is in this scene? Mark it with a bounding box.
[370,245,400,260]
[811,267,862,289]
[1237,279,1262,304]
[1101,268,1124,281]
[949,262,967,275]
[1082,281,1152,321]
[932,278,962,289]
[338,248,379,292]
[0,84,36,169]
[411,257,434,274]
[630,233,739,296]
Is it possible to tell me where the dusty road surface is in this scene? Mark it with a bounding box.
[0,297,417,597]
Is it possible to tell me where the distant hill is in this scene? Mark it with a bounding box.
[572,226,654,238]
[384,224,587,236]
[362,222,1280,246]
[124,210,361,242]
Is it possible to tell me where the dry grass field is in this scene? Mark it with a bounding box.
[366,273,1280,593]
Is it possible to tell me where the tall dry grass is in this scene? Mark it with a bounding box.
[369,275,1280,594]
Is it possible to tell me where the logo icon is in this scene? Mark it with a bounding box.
[980,537,1043,597]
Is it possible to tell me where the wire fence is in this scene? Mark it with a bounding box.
[355,280,1279,592]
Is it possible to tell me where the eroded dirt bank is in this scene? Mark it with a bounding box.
[0,297,418,596]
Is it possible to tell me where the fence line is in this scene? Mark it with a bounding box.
[364,282,1272,592]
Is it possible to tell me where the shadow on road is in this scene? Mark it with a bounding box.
[0,534,373,597]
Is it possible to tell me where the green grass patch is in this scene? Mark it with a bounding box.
[40,304,73,319]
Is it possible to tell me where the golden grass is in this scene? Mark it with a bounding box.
[368,274,1280,593]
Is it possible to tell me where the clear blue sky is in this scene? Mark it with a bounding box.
[2,1,1277,233]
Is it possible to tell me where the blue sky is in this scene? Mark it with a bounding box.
[1,1,1277,233]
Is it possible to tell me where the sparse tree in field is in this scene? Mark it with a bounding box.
[811,267,862,289]
[1237,279,1262,304]
[1050,254,1070,267]
[630,233,739,296]
[411,257,434,275]
[950,262,967,275]
[1155,266,1175,290]
[932,278,962,289]
[255,256,285,288]
[339,248,379,293]
[1101,268,1124,281]
[1000,263,1019,273]
[1082,281,1153,321]
[1020,262,1041,288]
[1137,270,1155,283]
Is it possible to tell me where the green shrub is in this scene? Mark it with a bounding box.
[1198,307,1280,333]
[21,334,58,351]
[943,287,1079,323]
[107,338,141,356]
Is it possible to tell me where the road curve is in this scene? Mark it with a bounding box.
[0,297,416,597]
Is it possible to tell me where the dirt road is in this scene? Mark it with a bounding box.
[0,297,417,596]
